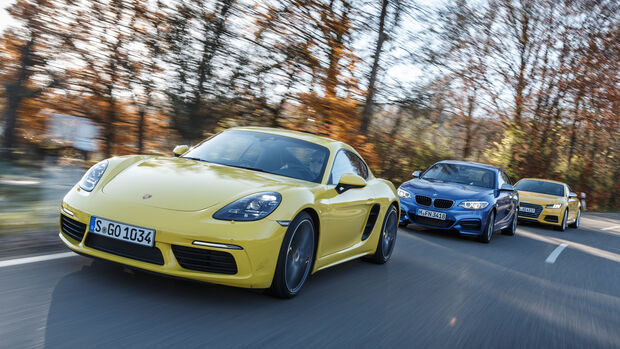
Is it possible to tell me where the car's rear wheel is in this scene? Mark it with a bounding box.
[502,209,517,236]
[479,210,495,243]
[269,212,315,299]
[556,209,567,231]
[365,204,398,264]
[569,209,580,229]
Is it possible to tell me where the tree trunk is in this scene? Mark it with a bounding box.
[1,86,21,159]
[137,107,145,153]
[360,0,389,134]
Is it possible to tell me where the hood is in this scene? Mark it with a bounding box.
[517,190,563,204]
[401,178,492,200]
[101,157,309,211]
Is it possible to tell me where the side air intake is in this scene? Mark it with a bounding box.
[362,204,381,241]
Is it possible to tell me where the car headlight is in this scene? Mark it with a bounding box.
[458,201,489,210]
[213,192,282,221]
[78,160,108,191]
[546,203,562,209]
[397,188,411,199]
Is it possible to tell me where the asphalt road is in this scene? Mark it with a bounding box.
[1,213,619,348]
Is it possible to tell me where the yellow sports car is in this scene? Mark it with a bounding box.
[515,178,581,231]
[59,127,399,298]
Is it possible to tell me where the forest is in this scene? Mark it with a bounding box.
[0,0,618,210]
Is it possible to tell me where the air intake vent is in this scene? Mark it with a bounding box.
[362,204,381,241]
[60,214,86,242]
[172,245,237,274]
[85,234,164,265]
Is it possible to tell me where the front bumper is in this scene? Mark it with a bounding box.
[517,204,563,226]
[399,198,491,235]
[59,199,287,289]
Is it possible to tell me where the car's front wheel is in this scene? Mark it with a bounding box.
[270,212,315,299]
[556,209,568,231]
[365,204,398,264]
[502,209,517,236]
[479,210,496,243]
[569,209,581,229]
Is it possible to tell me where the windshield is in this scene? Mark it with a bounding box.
[515,180,565,197]
[182,130,329,183]
[421,163,496,189]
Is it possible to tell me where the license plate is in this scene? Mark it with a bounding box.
[519,207,536,213]
[89,216,155,247]
[418,209,446,220]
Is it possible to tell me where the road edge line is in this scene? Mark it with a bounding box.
[0,252,77,268]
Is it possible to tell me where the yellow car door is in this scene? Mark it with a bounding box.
[317,150,374,257]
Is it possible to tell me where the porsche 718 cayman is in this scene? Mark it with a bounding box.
[59,127,399,298]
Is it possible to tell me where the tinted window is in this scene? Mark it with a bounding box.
[329,150,368,184]
[183,130,329,183]
[500,171,511,186]
[422,163,496,189]
[515,180,565,197]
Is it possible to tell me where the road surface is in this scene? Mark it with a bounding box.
[1,213,619,348]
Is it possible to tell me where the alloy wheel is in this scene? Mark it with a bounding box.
[284,219,314,294]
[381,207,398,258]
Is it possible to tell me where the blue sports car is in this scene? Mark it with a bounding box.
[398,160,519,243]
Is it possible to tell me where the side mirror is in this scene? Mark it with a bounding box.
[173,145,189,157]
[499,183,515,191]
[569,192,578,198]
[412,170,422,178]
[336,173,367,194]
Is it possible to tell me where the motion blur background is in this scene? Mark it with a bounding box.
[0,0,618,238]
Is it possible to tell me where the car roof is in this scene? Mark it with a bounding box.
[435,160,501,171]
[227,127,346,150]
[517,178,566,185]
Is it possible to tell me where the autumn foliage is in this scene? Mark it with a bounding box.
[0,0,618,210]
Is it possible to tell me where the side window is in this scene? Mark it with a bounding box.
[497,171,506,188]
[346,151,368,180]
[328,150,368,184]
[501,171,511,186]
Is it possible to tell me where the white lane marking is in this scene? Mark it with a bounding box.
[545,244,568,264]
[601,224,620,231]
[0,252,77,268]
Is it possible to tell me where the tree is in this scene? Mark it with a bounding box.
[359,0,406,134]
[1,0,64,158]
[162,0,237,143]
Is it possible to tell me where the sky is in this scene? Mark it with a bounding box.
[1,1,17,30]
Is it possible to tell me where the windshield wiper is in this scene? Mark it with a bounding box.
[227,164,270,174]
[181,157,208,163]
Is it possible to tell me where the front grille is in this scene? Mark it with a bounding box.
[544,215,559,223]
[460,219,482,231]
[85,234,164,265]
[518,203,543,218]
[433,199,454,209]
[172,245,237,275]
[415,195,432,206]
[410,213,455,228]
[61,214,86,242]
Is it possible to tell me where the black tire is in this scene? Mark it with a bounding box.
[269,212,315,299]
[364,204,398,264]
[569,209,580,228]
[555,209,567,231]
[479,210,496,243]
[502,209,517,236]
